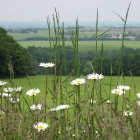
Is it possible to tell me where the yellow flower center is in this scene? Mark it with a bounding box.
[31,92,37,95]
[92,77,97,79]
[77,81,81,83]
[125,112,129,116]
[38,126,44,129]
[116,91,121,94]
[45,64,49,67]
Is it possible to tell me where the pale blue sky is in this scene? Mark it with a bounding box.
[0,0,139,23]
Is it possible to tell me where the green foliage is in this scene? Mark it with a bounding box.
[27,45,140,76]
[27,46,74,75]
[123,53,140,75]
[0,27,31,78]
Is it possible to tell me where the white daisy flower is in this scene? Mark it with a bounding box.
[9,98,19,103]
[89,99,96,104]
[30,104,42,110]
[70,78,86,85]
[50,105,69,112]
[0,93,12,97]
[33,122,48,131]
[56,105,69,110]
[95,130,99,134]
[3,87,23,93]
[72,134,75,137]
[50,107,57,112]
[0,81,7,86]
[3,93,12,97]
[117,85,130,90]
[136,101,140,106]
[30,105,36,110]
[3,87,14,93]
[14,87,23,92]
[111,88,125,96]
[39,62,55,68]
[36,104,42,110]
[106,100,111,104]
[87,73,104,80]
[26,89,40,96]
[136,93,140,98]
[123,111,133,116]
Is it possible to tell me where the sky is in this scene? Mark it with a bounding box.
[0,0,139,24]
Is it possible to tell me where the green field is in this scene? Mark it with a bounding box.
[11,75,140,90]
[8,28,140,52]
[1,75,139,115]
[8,31,51,40]
[2,75,140,139]
[6,75,140,104]
[17,40,140,51]
[9,27,140,41]
[7,29,113,41]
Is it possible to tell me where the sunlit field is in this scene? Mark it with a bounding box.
[7,75,140,95]
[17,40,140,52]
[5,75,140,106]
[1,73,140,139]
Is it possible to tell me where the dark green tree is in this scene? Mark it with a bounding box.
[0,27,31,78]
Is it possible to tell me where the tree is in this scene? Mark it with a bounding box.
[0,27,31,78]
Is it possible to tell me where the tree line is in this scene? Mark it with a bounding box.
[27,46,140,76]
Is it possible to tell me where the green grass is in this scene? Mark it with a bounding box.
[10,75,140,90]
[5,75,140,105]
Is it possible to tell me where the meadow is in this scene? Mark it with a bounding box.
[1,73,140,139]
[6,75,140,105]
[8,75,140,93]
[17,40,140,52]
[1,6,140,140]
